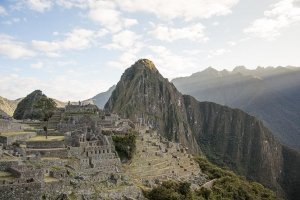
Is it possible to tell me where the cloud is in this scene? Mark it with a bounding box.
[106,30,144,69]
[87,0,138,33]
[227,41,237,46]
[207,48,231,59]
[30,61,44,69]
[244,0,300,40]
[32,28,107,56]
[0,5,7,15]
[2,18,21,25]
[105,30,142,50]
[147,45,198,78]
[116,0,239,21]
[0,34,36,59]
[25,0,53,12]
[150,23,208,42]
[0,70,111,101]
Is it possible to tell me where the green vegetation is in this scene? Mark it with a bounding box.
[145,157,276,200]
[34,96,57,139]
[195,157,235,179]
[13,90,45,120]
[145,181,193,200]
[112,133,136,162]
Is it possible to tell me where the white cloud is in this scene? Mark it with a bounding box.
[227,41,237,46]
[107,51,139,70]
[0,5,7,15]
[25,0,53,12]
[105,30,142,50]
[244,0,300,40]
[30,61,44,69]
[2,18,21,25]
[0,34,36,59]
[0,71,111,101]
[150,23,208,42]
[207,48,231,59]
[147,45,198,78]
[87,0,138,33]
[116,0,239,21]
[106,30,144,69]
[32,28,107,56]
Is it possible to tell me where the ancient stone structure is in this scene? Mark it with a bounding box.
[0,102,136,199]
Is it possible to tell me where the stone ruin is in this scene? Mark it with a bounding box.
[0,102,134,199]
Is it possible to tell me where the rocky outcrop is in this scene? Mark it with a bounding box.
[105,59,300,200]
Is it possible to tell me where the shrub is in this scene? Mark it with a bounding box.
[112,133,136,161]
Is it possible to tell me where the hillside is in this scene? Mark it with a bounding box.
[172,66,300,150]
[13,90,57,120]
[0,96,21,116]
[84,85,116,108]
[105,59,300,200]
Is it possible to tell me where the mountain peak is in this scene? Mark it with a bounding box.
[233,65,247,72]
[133,59,157,72]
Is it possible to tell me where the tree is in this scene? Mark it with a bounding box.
[34,96,57,139]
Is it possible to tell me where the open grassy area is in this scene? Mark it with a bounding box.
[44,175,59,183]
[0,171,14,180]
[1,154,19,161]
[27,135,64,141]
[0,131,34,136]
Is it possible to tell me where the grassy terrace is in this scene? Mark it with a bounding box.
[0,131,34,137]
[0,171,14,180]
[44,175,59,183]
[1,154,19,161]
[27,136,65,141]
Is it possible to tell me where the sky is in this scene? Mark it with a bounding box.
[0,0,300,101]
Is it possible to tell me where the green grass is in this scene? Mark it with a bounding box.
[0,131,34,136]
[27,135,64,141]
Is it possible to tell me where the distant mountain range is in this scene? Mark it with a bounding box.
[172,66,300,151]
[83,85,116,109]
[105,59,299,200]
[0,96,22,116]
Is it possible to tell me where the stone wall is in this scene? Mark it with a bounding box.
[0,132,36,146]
[0,119,30,132]
[0,160,20,171]
[26,140,65,149]
[26,148,68,158]
[0,181,42,200]
[8,166,44,181]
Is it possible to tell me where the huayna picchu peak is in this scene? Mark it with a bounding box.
[105,59,300,200]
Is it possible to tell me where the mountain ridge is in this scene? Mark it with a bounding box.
[172,66,300,150]
[105,59,300,200]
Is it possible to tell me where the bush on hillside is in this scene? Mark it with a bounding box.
[112,133,136,162]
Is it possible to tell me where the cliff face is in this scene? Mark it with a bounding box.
[105,59,300,200]
[13,90,46,120]
[183,96,283,191]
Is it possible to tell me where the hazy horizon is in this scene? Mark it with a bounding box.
[1,0,300,101]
